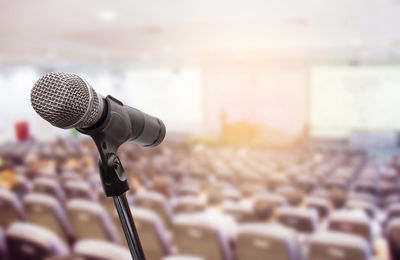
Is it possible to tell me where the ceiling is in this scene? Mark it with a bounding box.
[1,0,400,65]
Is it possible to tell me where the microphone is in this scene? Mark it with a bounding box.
[31,72,166,147]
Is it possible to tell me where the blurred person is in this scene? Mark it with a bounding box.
[0,165,17,190]
[197,188,238,241]
[389,155,400,176]
[286,188,305,207]
[253,199,277,223]
[329,188,347,211]
[149,176,173,199]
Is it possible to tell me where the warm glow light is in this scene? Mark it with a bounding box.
[98,10,116,21]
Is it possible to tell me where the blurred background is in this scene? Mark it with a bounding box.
[1,0,400,259]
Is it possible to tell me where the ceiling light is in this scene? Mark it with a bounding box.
[98,11,116,21]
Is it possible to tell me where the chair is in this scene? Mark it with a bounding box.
[305,197,330,219]
[74,239,131,260]
[0,188,24,228]
[277,207,318,234]
[386,218,400,260]
[254,193,286,208]
[308,231,372,260]
[64,180,97,201]
[346,200,376,219]
[23,193,73,244]
[348,192,377,206]
[127,207,171,260]
[173,215,232,260]
[0,228,7,260]
[387,203,400,223]
[32,178,66,203]
[66,199,119,243]
[379,182,398,198]
[59,171,83,184]
[6,222,69,260]
[236,223,301,260]
[327,211,373,244]
[163,256,204,260]
[354,181,377,196]
[134,191,173,228]
[174,196,206,214]
[223,203,255,223]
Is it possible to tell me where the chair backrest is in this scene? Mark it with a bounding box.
[308,231,372,260]
[23,193,72,243]
[0,188,24,228]
[163,256,204,260]
[387,203,400,223]
[387,218,400,260]
[74,239,131,260]
[277,207,318,234]
[67,199,119,243]
[254,193,286,208]
[128,207,171,260]
[64,180,97,201]
[223,203,255,223]
[236,223,301,260]
[174,196,206,214]
[173,215,232,260]
[0,227,6,260]
[134,191,173,228]
[6,222,69,260]
[348,192,377,206]
[327,211,373,244]
[32,178,66,203]
[346,200,375,219]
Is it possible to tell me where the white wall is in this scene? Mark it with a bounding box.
[203,64,310,135]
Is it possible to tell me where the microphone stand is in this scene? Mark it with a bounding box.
[79,96,146,260]
[97,152,145,260]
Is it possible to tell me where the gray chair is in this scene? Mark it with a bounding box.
[6,222,69,260]
[74,239,131,260]
[113,207,171,260]
[67,199,119,243]
[0,188,24,228]
[163,256,204,260]
[386,218,400,260]
[32,178,66,204]
[346,200,376,219]
[0,227,7,260]
[236,223,301,260]
[327,211,373,244]
[254,193,286,208]
[387,203,400,223]
[173,215,232,260]
[277,207,318,234]
[308,231,372,260]
[223,203,255,223]
[134,191,173,228]
[64,180,97,201]
[174,196,206,214]
[23,193,72,244]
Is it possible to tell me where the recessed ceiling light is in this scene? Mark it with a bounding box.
[98,11,116,21]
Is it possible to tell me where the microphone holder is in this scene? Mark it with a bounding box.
[79,96,146,260]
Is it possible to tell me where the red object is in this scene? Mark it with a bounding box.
[15,121,30,141]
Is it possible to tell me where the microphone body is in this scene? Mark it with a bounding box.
[31,72,166,148]
[79,94,165,151]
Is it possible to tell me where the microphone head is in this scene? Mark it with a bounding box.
[31,72,104,129]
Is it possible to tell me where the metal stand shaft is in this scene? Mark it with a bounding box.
[113,194,146,260]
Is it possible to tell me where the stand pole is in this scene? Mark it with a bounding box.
[113,194,146,260]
